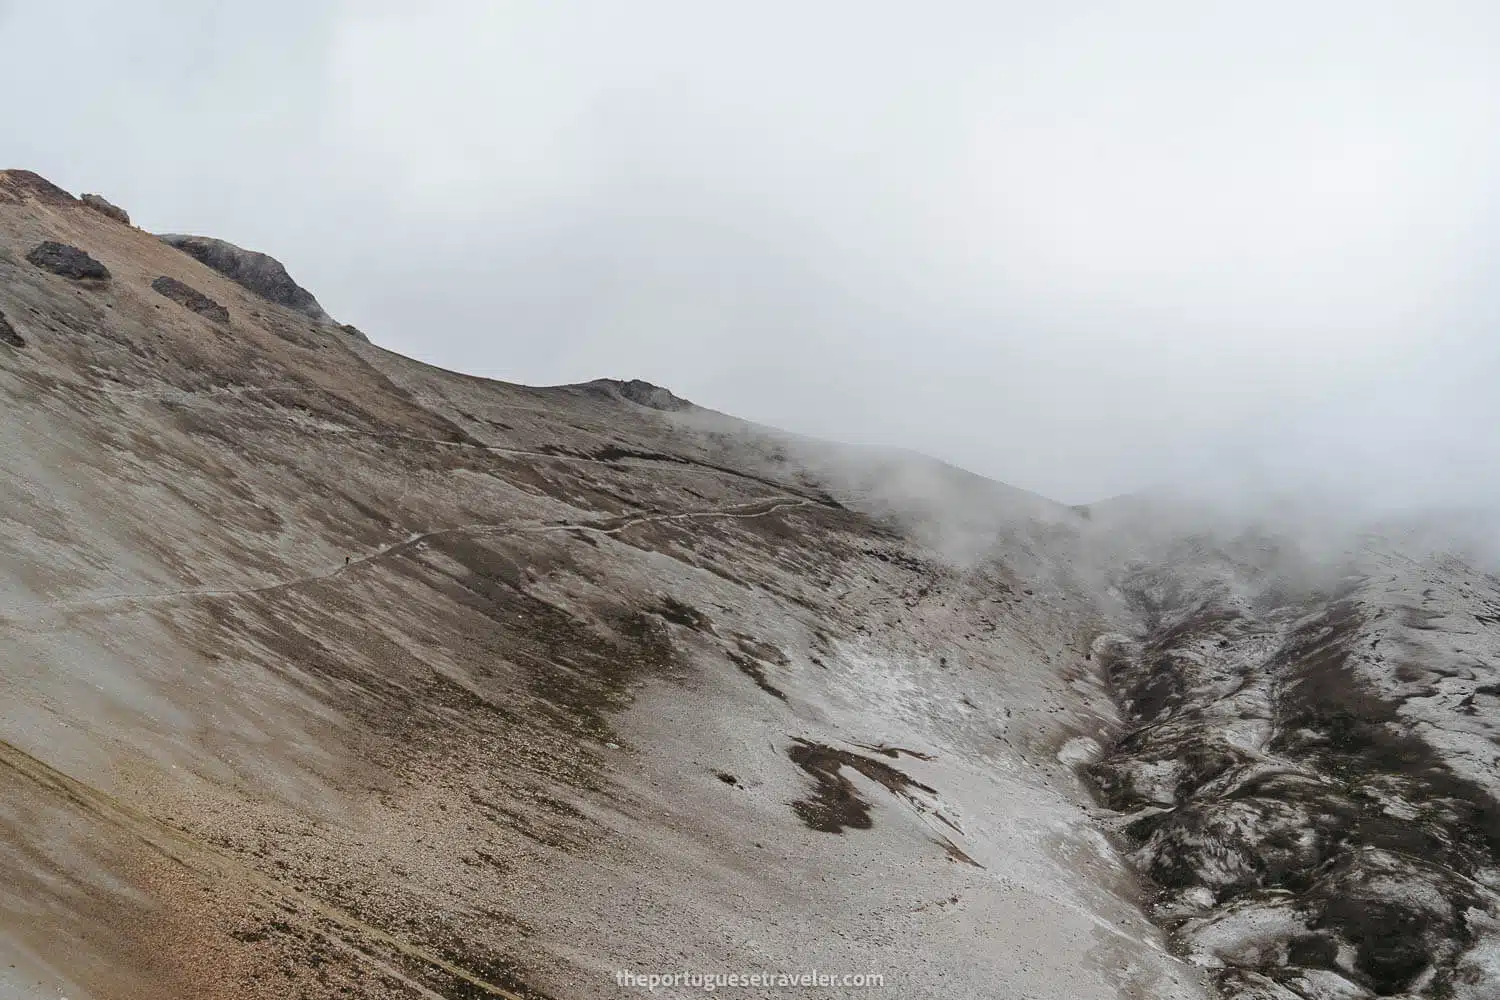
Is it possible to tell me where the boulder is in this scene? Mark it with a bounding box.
[81,193,130,225]
[338,323,369,343]
[158,234,330,323]
[152,276,229,325]
[0,310,23,348]
[26,241,110,281]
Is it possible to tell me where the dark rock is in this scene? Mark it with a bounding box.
[152,276,229,325]
[338,323,369,343]
[0,310,23,348]
[81,193,130,225]
[26,241,110,281]
[158,234,330,323]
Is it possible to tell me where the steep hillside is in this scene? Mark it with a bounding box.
[6,169,1500,1000]
[0,171,1206,1000]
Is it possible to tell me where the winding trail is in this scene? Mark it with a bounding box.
[0,364,828,995]
[0,496,819,624]
[0,491,821,990]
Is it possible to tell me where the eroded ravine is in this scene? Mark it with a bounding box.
[1089,561,1500,998]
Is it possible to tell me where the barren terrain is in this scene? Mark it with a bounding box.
[2,170,1498,999]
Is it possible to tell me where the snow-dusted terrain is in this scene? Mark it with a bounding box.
[1080,504,1500,999]
[0,169,1495,1000]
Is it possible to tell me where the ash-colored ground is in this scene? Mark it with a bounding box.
[2,169,1495,1000]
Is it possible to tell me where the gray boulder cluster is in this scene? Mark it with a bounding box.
[19,213,366,341]
[6,179,363,341]
[22,239,229,328]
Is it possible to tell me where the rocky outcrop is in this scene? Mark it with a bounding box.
[158,234,330,323]
[151,276,229,325]
[0,310,23,348]
[26,241,110,281]
[587,378,693,411]
[338,323,369,343]
[81,193,130,225]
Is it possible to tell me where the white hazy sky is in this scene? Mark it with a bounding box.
[3,1,1500,504]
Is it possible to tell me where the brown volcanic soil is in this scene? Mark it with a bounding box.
[0,171,1217,999]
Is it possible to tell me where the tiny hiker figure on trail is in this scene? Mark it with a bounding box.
[345,555,350,567]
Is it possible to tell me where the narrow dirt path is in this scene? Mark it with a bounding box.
[0,496,818,623]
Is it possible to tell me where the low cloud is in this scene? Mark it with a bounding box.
[3,1,1499,506]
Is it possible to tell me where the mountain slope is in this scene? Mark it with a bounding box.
[0,172,1205,1000]
[6,170,1500,1000]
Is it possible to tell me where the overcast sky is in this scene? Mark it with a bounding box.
[3,1,1500,505]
